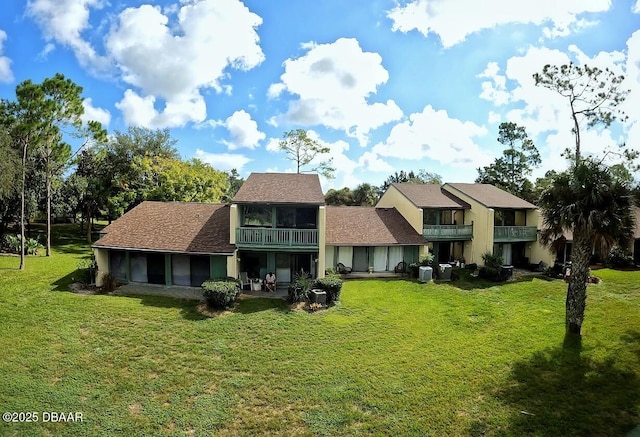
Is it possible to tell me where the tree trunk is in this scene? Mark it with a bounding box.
[565,228,591,336]
[86,211,91,243]
[19,142,26,270]
[46,168,51,256]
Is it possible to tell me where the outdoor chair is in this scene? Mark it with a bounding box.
[394,261,407,274]
[336,263,352,274]
[239,272,250,290]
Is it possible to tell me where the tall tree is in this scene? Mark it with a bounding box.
[352,183,378,206]
[378,169,443,196]
[534,63,628,163]
[0,127,19,201]
[223,169,244,202]
[538,160,635,335]
[534,63,633,338]
[476,122,540,201]
[279,129,335,178]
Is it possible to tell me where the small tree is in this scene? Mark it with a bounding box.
[279,129,335,178]
[476,122,540,201]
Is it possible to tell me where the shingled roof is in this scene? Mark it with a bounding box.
[233,173,325,205]
[93,201,234,254]
[444,183,537,209]
[326,206,426,246]
[392,183,470,208]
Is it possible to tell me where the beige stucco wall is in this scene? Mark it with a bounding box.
[526,210,555,266]
[317,206,326,278]
[229,204,238,245]
[94,247,109,287]
[377,185,423,234]
[227,250,238,279]
[442,184,494,265]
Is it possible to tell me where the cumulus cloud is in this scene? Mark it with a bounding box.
[106,1,264,129]
[387,0,611,47]
[269,38,403,145]
[194,150,252,172]
[81,98,111,127]
[479,39,639,175]
[477,62,510,106]
[0,29,13,83]
[223,110,265,150]
[373,105,491,167]
[357,151,394,173]
[633,1,640,13]
[26,0,108,71]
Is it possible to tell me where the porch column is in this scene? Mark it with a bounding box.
[164,254,172,286]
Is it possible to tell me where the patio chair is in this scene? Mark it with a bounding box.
[336,263,352,274]
[239,272,250,290]
[394,261,407,273]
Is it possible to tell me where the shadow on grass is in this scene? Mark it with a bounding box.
[446,269,556,291]
[130,294,210,321]
[481,335,640,436]
[51,268,89,291]
[234,297,290,314]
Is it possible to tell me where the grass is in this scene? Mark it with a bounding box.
[1,224,639,436]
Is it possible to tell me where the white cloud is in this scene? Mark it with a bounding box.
[357,151,394,173]
[194,149,252,172]
[106,0,264,128]
[373,105,491,168]
[81,98,111,127]
[265,137,281,152]
[478,62,510,106]
[269,37,403,145]
[223,110,265,150]
[26,0,108,71]
[632,0,640,13]
[387,0,611,47]
[0,30,13,83]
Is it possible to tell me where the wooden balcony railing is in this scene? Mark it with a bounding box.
[493,226,538,242]
[236,227,318,249]
[422,224,473,240]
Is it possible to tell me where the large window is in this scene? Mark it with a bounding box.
[242,206,272,227]
[109,250,127,281]
[494,209,516,226]
[276,207,317,228]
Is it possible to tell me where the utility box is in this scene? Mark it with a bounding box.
[438,264,452,281]
[309,289,327,304]
[418,266,433,283]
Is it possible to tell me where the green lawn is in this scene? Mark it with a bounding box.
[1,225,639,436]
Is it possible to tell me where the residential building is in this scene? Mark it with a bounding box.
[378,182,555,266]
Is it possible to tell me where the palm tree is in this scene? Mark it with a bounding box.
[538,159,636,336]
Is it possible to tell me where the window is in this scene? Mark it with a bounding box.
[423,209,439,225]
[242,206,272,227]
[494,209,515,226]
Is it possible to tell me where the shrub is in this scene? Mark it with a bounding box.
[479,252,505,281]
[419,253,434,266]
[325,267,337,276]
[2,234,42,255]
[202,279,240,310]
[408,262,419,278]
[605,246,634,269]
[313,275,344,304]
[101,273,118,293]
[288,270,313,303]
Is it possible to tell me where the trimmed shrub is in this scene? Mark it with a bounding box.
[202,279,240,310]
[419,253,434,266]
[288,270,313,303]
[605,246,634,269]
[313,275,343,304]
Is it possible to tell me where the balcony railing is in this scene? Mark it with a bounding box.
[493,226,538,242]
[236,227,318,249]
[423,224,473,240]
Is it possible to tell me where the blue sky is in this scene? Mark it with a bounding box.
[1,0,639,191]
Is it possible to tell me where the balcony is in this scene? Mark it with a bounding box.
[236,227,318,250]
[493,226,538,242]
[423,224,473,241]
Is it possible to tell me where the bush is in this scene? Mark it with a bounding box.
[2,234,42,255]
[313,275,344,304]
[605,246,634,269]
[408,262,419,278]
[288,270,313,303]
[419,253,434,266]
[202,279,240,310]
[479,252,505,281]
[101,273,118,293]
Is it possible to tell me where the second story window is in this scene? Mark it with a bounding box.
[494,209,516,226]
[242,206,272,227]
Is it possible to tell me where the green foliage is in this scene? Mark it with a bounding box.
[202,279,240,310]
[378,169,443,196]
[313,275,344,304]
[419,253,434,266]
[325,183,379,206]
[605,246,634,269]
[479,252,505,281]
[0,128,19,201]
[279,129,335,179]
[476,122,540,202]
[2,234,42,255]
[288,270,314,303]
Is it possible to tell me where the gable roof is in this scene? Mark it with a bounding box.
[392,183,470,209]
[233,173,325,205]
[444,183,537,209]
[326,206,426,246]
[94,201,234,255]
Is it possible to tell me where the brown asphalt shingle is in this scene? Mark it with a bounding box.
[233,173,325,204]
[444,183,537,209]
[94,201,234,254]
[392,183,470,208]
[326,206,426,246]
